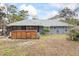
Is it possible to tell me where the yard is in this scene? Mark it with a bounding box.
[0,35,79,56]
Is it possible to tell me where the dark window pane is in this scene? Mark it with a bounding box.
[21,26,26,30]
[12,26,17,30]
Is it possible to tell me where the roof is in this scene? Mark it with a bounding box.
[7,19,73,27]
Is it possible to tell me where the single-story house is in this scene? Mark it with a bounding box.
[7,19,73,39]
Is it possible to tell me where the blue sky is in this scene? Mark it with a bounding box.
[2,3,79,19]
[14,3,60,19]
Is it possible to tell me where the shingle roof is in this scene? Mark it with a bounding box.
[7,19,73,27]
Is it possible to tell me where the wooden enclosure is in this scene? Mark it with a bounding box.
[11,30,38,39]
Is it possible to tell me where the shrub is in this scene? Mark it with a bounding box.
[74,32,79,41]
[42,27,50,35]
[69,29,79,41]
[43,27,49,32]
[40,31,45,35]
[40,27,50,35]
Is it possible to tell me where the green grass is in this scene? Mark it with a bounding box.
[3,48,13,56]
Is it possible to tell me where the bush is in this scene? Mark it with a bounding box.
[74,32,79,41]
[69,29,79,41]
[43,27,50,32]
[43,27,50,35]
[40,27,50,35]
[40,31,45,35]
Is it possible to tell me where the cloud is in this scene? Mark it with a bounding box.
[19,4,26,10]
[41,10,59,19]
[25,5,37,16]
[49,4,64,9]
[19,4,37,16]
[49,3,78,10]
[47,11,58,17]
[63,4,78,10]
[46,3,79,19]
[0,3,5,7]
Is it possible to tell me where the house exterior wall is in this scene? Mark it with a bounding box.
[7,26,72,36]
[36,26,71,34]
[49,26,71,34]
[7,26,40,35]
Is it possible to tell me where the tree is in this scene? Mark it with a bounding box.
[59,7,77,20]
[7,5,17,14]
[0,4,29,35]
[6,5,17,23]
[7,5,29,23]
[18,10,29,20]
[0,5,7,35]
[0,5,6,19]
[10,13,23,22]
[57,7,79,25]
[68,26,79,41]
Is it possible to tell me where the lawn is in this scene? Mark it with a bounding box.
[0,35,79,56]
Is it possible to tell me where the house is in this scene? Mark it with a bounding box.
[7,19,73,39]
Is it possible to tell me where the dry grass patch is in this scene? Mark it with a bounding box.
[0,35,78,56]
[41,34,68,40]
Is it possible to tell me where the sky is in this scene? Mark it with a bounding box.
[1,3,79,19]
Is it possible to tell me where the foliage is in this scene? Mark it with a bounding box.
[7,5,17,13]
[43,27,50,32]
[7,5,17,23]
[0,5,7,35]
[59,7,77,20]
[0,7,6,19]
[18,10,29,20]
[8,14,24,23]
[49,7,78,26]
[61,19,78,25]
[7,5,29,23]
[41,27,50,35]
[68,28,79,41]
[0,11,6,19]
[40,31,45,35]
[0,4,30,35]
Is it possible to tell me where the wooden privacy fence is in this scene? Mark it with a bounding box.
[10,30,38,39]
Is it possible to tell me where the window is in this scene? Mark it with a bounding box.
[65,29,67,31]
[57,30,59,33]
[17,27,21,30]
[26,27,29,30]
[54,27,56,29]
[26,26,37,30]
[12,26,17,30]
[30,26,34,30]
[21,26,26,30]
